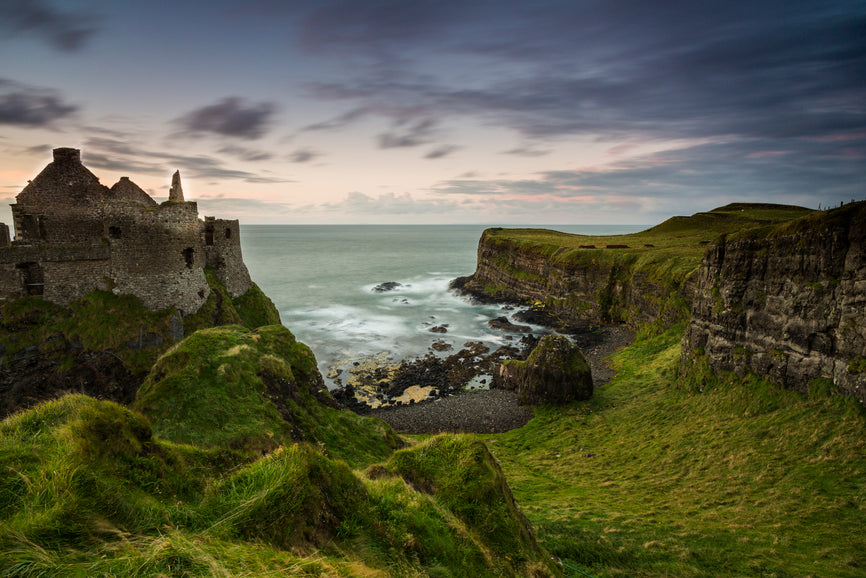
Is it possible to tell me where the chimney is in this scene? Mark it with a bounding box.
[53,148,81,163]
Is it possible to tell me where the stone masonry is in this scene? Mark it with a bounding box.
[0,148,252,314]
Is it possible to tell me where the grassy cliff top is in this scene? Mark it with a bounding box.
[484,203,814,280]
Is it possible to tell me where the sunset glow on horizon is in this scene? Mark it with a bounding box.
[1,1,863,227]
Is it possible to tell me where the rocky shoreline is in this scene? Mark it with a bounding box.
[333,278,635,433]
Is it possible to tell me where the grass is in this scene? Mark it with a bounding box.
[481,323,866,577]
[1,326,556,576]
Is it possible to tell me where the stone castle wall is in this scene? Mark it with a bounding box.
[105,201,210,313]
[0,148,252,315]
[203,218,251,298]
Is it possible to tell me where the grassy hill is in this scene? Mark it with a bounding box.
[0,324,558,577]
[481,323,866,576]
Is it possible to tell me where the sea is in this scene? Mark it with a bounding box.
[239,225,644,388]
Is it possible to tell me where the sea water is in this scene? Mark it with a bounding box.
[240,225,644,388]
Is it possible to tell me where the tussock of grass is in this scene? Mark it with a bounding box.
[486,324,866,576]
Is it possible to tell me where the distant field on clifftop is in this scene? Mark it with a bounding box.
[485,203,813,280]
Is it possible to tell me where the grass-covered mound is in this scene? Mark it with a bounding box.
[133,324,401,465]
[1,325,557,576]
[0,270,279,417]
[486,324,866,576]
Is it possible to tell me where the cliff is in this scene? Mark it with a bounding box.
[461,202,865,406]
[682,201,866,404]
[458,204,812,333]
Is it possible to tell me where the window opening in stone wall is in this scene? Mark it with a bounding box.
[205,222,214,246]
[182,247,195,269]
[16,262,44,296]
[109,226,122,239]
[225,228,232,239]
[21,215,45,240]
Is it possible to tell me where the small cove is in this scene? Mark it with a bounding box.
[240,224,644,389]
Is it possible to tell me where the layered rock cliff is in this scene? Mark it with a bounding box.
[682,202,866,404]
[457,206,812,332]
[457,228,693,331]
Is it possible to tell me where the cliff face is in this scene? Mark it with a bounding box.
[682,202,866,404]
[462,229,693,330]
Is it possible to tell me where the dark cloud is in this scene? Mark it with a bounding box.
[176,97,278,140]
[83,137,291,184]
[0,79,77,127]
[502,146,550,157]
[298,1,865,144]
[301,107,369,132]
[218,145,274,162]
[288,148,319,163]
[433,136,866,211]
[425,145,459,159]
[378,118,436,149]
[0,0,101,52]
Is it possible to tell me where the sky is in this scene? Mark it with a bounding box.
[0,0,863,226]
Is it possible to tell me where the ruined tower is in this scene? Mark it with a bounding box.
[169,170,184,202]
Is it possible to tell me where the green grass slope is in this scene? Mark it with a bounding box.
[483,324,866,577]
[485,203,812,285]
[1,324,559,577]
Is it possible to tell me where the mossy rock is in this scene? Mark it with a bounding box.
[495,334,592,405]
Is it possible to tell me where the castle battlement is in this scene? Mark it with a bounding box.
[0,148,252,314]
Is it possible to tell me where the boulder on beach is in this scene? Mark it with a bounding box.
[493,334,592,405]
[487,316,532,333]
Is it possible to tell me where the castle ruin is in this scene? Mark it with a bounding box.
[0,148,252,314]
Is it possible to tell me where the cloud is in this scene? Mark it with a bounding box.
[0,0,101,52]
[0,79,77,127]
[312,191,461,215]
[288,148,320,163]
[296,1,866,145]
[502,146,550,157]
[432,136,866,212]
[83,137,291,183]
[218,145,274,162]
[378,118,436,149]
[425,145,459,159]
[175,97,278,140]
[301,107,369,132]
